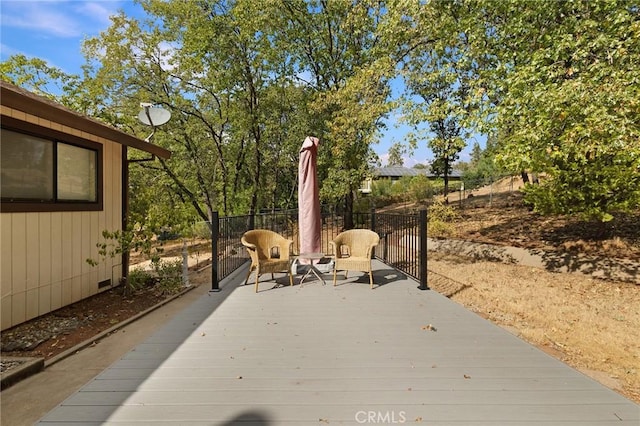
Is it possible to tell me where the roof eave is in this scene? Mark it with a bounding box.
[1,82,171,159]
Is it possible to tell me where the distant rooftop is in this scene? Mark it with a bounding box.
[375,166,461,179]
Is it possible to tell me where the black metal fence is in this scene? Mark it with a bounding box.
[209,209,428,291]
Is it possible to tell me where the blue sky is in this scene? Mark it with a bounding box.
[1,0,478,166]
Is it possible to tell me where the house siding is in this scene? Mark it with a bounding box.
[1,106,123,331]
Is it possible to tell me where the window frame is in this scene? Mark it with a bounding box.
[1,117,103,213]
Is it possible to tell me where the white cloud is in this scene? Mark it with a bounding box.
[1,1,83,37]
[1,1,123,38]
[403,156,418,168]
[76,1,120,27]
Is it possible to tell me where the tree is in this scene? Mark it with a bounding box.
[461,134,508,190]
[0,54,82,108]
[272,0,395,227]
[386,142,406,166]
[469,141,483,167]
[498,1,640,221]
[1,1,402,231]
[425,118,466,197]
[399,0,479,198]
[77,0,318,233]
[472,0,640,221]
[399,0,640,221]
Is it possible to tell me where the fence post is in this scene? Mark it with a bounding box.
[418,209,429,290]
[210,211,220,292]
[370,208,377,259]
[370,208,376,232]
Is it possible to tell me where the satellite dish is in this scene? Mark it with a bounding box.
[138,105,171,126]
[137,104,171,142]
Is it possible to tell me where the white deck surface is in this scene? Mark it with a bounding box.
[37,260,639,425]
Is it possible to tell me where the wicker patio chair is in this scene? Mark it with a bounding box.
[329,229,380,289]
[241,229,294,292]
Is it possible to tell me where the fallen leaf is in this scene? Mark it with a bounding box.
[421,324,437,331]
[464,374,471,379]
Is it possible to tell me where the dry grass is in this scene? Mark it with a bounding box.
[428,253,640,404]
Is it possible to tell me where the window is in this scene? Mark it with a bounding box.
[1,130,54,200]
[57,143,97,202]
[1,126,102,212]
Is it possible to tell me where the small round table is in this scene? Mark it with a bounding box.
[297,252,327,285]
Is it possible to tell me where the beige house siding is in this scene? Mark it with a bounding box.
[1,106,123,331]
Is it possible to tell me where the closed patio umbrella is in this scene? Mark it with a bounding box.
[298,136,321,262]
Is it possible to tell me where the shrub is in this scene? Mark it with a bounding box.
[427,201,459,238]
[390,176,413,198]
[193,221,213,239]
[407,175,434,202]
[371,179,393,206]
[126,267,155,293]
[152,259,184,296]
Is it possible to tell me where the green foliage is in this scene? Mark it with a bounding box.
[480,0,640,220]
[86,229,157,266]
[193,221,213,240]
[399,1,478,195]
[407,175,435,202]
[86,228,163,294]
[127,259,183,297]
[522,152,640,222]
[274,1,395,225]
[386,143,406,166]
[126,268,155,293]
[151,259,184,296]
[5,1,638,225]
[87,228,184,296]
[462,136,509,190]
[398,0,640,220]
[427,179,445,198]
[427,201,459,238]
[0,54,81,105]
[370,175,440,207]
[370,179,394,207]
[390,176,413,198]
[372,179,394,198]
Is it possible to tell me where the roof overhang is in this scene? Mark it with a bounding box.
[1,81,171,159]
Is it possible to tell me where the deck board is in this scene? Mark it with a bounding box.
[37,261,639,425]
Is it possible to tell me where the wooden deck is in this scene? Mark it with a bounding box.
[37,260,639,425]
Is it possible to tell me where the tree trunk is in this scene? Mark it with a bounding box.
[443,157,450,198]
[344,190,354,230]
[444,172,450,198]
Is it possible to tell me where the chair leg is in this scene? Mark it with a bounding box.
[333,268,337,286]
[369,270,374,289]
[288,270,293,286]
[244,267,254,286]
[255,271,260,293]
